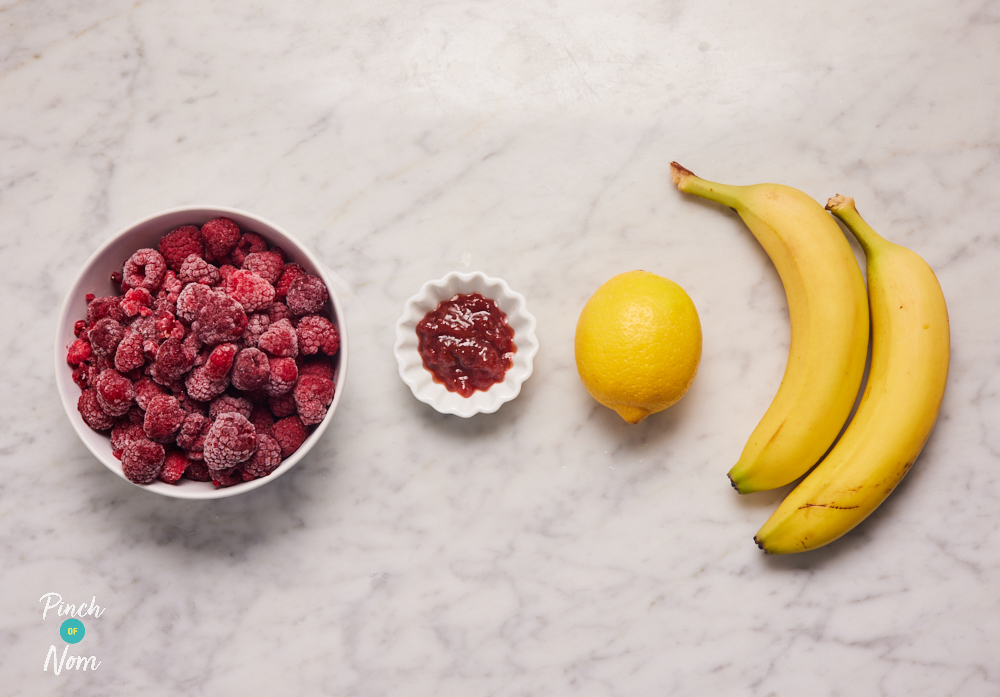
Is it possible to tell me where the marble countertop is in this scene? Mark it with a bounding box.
[3,1,999,694]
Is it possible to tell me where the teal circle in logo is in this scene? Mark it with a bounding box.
[60,618,85,644]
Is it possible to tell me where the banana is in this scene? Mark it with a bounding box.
[754,196,950,553]
[670,163,869,493]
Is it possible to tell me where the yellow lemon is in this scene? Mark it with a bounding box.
[575,270,702,424]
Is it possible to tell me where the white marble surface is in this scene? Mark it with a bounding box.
[2,0,999,694]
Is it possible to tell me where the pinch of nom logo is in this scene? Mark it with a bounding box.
[39,592,104,675]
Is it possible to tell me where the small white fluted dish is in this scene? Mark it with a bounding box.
[394,272,538,417]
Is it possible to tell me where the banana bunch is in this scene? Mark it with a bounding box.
[670,164,950,554]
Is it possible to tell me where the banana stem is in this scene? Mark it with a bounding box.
[825,195,888,257]
[670,162,745,209]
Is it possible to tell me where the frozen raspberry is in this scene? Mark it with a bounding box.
[66,338,93,366]
[121,437,165,485]
[185,364,229,402]
[225,269,275,312]
[72,364,98,391]
[193,291,248,345]
[231,348,270,391]
[294,375,335,426]
[232,232,268,267]
[265,301,292,325]
[203,343,237,380]
[153,310,185,341]
[123,248,167,292]
[176,412,211,454]
[152,338,194,382]
[212,467,244,487]
[178,254,221,287]
[286,274,329,316]
[218,264,237,283]
[272,416,308,458]
[114,328,145,372]
[94,369,134,417]
[131,376,162,410]
[248,403,274,433]
[74,320,88,338]
[78,389,116,431]
[120,287,153,318]
[241,433,282,480]
[143,394,186,442]
[86,296,125,325]
[158,225,204,271]
[160,269,184,301]
[268,391,297,418]
[159,450,190,484]
[258,319,298,358]
[296,315,340,356]
[241,312,270,348]
[209,394,253,421]
[242,251,284,285]
[202,218,241,262]
[176,283,213,324]
[88,318,125,358]
[203,412,257,470]
[110,420,146,454]
[274,263,306,300]
[184,461,213,481]
[299,357,336,381]
[265,357,298,396]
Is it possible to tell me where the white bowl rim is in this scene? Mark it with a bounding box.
[54,205,349,500]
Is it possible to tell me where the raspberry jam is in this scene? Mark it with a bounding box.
[416,293,516,398]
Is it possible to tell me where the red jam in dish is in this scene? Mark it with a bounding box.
[416,292,517,398]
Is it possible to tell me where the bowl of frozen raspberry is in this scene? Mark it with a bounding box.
[55,207,348,499]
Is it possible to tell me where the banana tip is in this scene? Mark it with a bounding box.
[670,161,693,187]
[825,194,851,212]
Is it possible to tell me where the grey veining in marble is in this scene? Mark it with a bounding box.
[2,0,999,694]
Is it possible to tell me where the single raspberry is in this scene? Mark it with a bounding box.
[185,364,229,402]
[114,328,146,372]
[67,338,93,366]
[176,412,211,454]
[123,248,167,292]
[225,269,275,313]
[274,263,306,300]
[78,389,116,431]
[184,461,213,481]
[265,301,292,325]
[74,319,88,338]
[132,376,164,410]
[286,274,329,316]
[242,251,284,285]
[160,270,184,303]
[88,318,125,358]
[204,343,238,380]
[268,391,297,418]
[158,225,204,271]
[272,415,308,458]
[248,403,274,433]
[212,467,244,488]
[193,291,248,345]
[231,348,270,391]
[232,232,268,267]
[143,394,186,442]
[154,310,185,341]
[209,394,253,421]
[258,318,298,358]
[218,264,237,283]
[121,437,165,484]
[202,218,241,262]
[86,296,125,325]
[129,314,158,342]
[241,312,270,348]
[294,375,335,425]
[296,315,340,356]
[203,412,257,471]
[176,282,213,324]
[178,254,222,287]
[152,338,194,382]
[241,433,282,480]
[110,420,146,453]
[72,364,98,391]
[94,369,134,417]
[120,287,154,317]
[160,449,191,484]
[265,357,298,396]
[299,357,336,381]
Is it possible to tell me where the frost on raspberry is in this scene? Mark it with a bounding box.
[176,282,213,324]
[176,412,211,459]
[193,291,248,345]
[132,376,164,411]
[299,357,336,381]
[94,369,135,417]
[152,338,194,383]
[121,287,154,317]
[143,394,187,442]
[232,232,268,267]
[241,312,270,348]
[225,269,275,312]
[179,254,221,287]
[258,318,298,358]
[294,375,335,426]
[123,248,167,292]
[158,225,204,271]
[272,415,309,458]
[202,218,242,262]
[110,420,146,456]
[160,270,184,303]
[66,338,92,366]
[286,274,329,316]
[185,364,229,402]
[296,315,340,356]
[265,301,292,325]
[212,467,244,488]
[209,394,253,421]
[203,412,257,471]
[242,251,284,285]
[241,433,282,480]
[274,263,306,300]
[248,403,274,433]
[121,437,165,485]
[72,364,98,391]
[86,296,125,325]
[114,328,146,372]
[88,318,125,357]
[265,356,298,396]
[231,347,270,391]
[160,449,191,484]
[78,389,116,431]
[268,391,297,418]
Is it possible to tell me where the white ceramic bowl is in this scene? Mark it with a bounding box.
[394,271,538,417]
[55,206,348,499]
